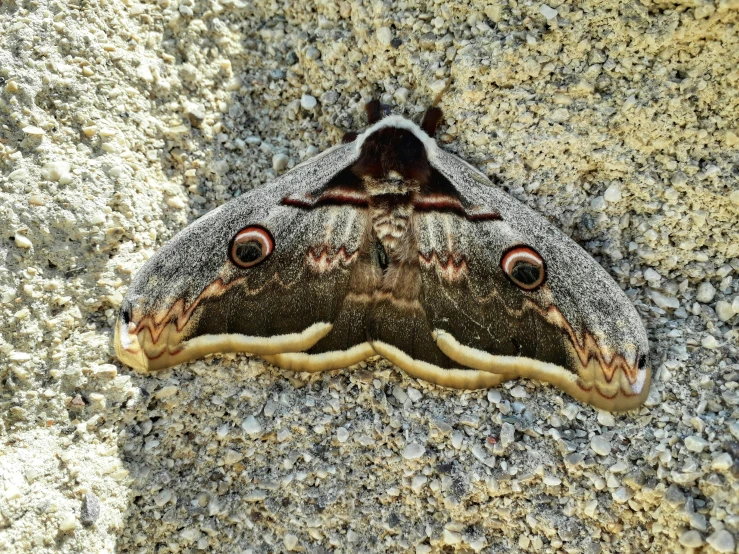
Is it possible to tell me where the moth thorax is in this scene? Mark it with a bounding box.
[370,202,413,254]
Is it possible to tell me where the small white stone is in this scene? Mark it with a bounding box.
[733,296,739,313]
[4,483,22,500]
[711,452,733,471]
[394,87,410,104]
[612,487,631,503]
[597,411,616,427]
[406,386,422,402]
[706,530,735,553]
[539,4,558,19]
[701,335,720,349]
[451,430,464,449]
[241,415,263,436]
[376,26,393,45]
[14,235,32,249]
[542,474,561,486]
[500,422,515,448]
[42,161,72,182]
[166,196,186,209]
[300,94,317,110]
[443,529,462,545]
[272,153,289,171]
[416,545,432,554]
[696,282,716,303]
[22,125,46,136]
[649,290,680,310]
[715,300,734,322]
[403,442,425,460]
[679,530,704,548]
[609,461,628,473]
[643,268,661,283]
[90,213,106,225]
[590,435,611,456]
[336,427,349,443]
[590,196,607,211]
[411,475,428,493]
[584,499,598,517]
[284,533,299,550]
[58,513,77,532]
[137,63,154,82]
[548,107,569,122]
[684,435,709,452]
[429,79,447,95]
[730,190,739,206]
[9,168,28,180]
[154,386,178,399]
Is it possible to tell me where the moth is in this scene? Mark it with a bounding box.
[115,100,651,411]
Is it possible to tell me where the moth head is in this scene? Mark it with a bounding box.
[500,246,546,291]
[229,225,274,268]
[352,127,432,187]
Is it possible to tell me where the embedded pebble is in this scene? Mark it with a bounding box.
[685,435,709,452]
[241,416,263,436]
[58,513,77,532]
[597,411,616,427]
[715,300,734,321]
[9,168,28,180]
[500,422,515,448]
[336,427,349,443]
[284,533,298,550]
[707,530,735,553]
[451,430,464,449]
[300,94,317,110]
[701,335,720,349]
[14,235,32,249]
[403,443,425,460]
[411,475,428,493]
[394,87,410,104]
[42,161,71,182]
[590,436,611,456]
[649,290,680,310]
[429,79,446,95]
[542,474,561,486]
[696,282,716,303]
[22,125,45,136]
[166,196,186,209]
[711,452,733,471]
[603,184,622,202]
[376,26,393,46]
[679,530,703,548]
[539,4,558,19]
[272,153,289,171]
[304,47,320,61]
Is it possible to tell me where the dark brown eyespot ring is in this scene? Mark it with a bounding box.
[501,246,546,291]
[230,226,274,268]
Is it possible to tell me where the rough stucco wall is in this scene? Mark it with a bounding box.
[1,0,738,552]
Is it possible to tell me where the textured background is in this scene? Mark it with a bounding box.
[1,0,738,552]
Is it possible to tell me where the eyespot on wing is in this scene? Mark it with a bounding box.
[230,226,274,268]
[500,246,546,291]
